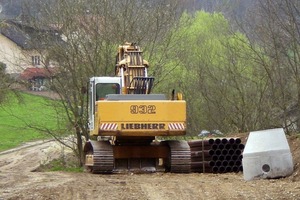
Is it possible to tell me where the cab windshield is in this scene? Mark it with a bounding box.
[96,83,120,100]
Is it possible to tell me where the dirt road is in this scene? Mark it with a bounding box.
[0,137,299,200]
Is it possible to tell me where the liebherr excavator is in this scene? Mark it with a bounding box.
[83,42,191,173]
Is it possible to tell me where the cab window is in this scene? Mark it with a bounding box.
[96,83,120,100]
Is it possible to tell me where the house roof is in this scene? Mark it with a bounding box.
[0,21,30,48]
[0,20,62,49]
[20,67,57,80]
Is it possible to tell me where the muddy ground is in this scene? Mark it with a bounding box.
[0,134,299,200]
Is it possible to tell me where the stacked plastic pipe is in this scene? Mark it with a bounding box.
[188,138,244,173]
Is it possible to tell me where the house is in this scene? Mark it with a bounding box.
[19,67,57,91]
[0,20,60,90]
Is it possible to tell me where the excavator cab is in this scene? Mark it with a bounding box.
[88,77,121,132]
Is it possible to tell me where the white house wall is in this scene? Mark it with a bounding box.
[0,34,42,74]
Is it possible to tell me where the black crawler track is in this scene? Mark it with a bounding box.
[84,140,114,173]
[168,140,191,173]
[84,140,192,173]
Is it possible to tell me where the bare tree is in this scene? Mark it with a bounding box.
[22,0,183,165]
[237,0,300,133]
[157,9,288,134]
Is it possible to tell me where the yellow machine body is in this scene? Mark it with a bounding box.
[91,100,186,137]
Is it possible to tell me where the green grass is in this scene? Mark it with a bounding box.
[36,156,83,173]
[39,159,83,172]
[0,92,63,152]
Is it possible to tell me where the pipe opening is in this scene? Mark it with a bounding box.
[262,164,270,172]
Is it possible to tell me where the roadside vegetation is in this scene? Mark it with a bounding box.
[37,156,83,173]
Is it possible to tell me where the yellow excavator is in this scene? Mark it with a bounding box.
[83,42,191,173]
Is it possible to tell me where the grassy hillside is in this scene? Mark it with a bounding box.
[0,92,62,151]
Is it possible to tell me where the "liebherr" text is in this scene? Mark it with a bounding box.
[121,123,165,130]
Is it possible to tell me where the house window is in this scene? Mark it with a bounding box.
[32,56,40,66]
